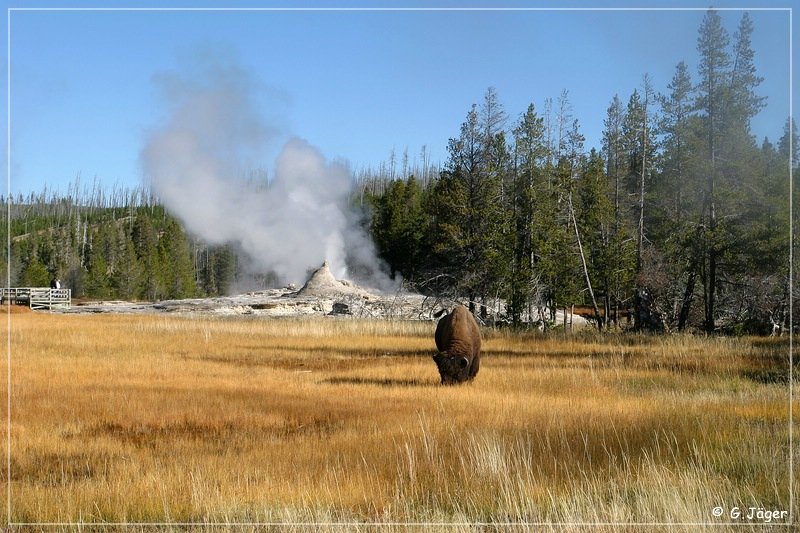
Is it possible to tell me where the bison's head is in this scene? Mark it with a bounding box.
[433,353,471,385]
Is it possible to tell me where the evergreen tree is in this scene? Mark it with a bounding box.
[84,246,111,298]
[371,176,428,280]
[656,62,695,222]
[695,8,731,332]
[623,77,659,330]
[427,105,480,297]
[132,215,162,300]
[509,103,549,325]
[539,106,584,325]
[111,229,143,300]
[211,245,236,295]
[729,13,766,132]
[603,95,626,211]
[430,89,510,317]
[575,149,615,328]
[653,61,700,330]
[544,156,581,322]
[158,218,196,299]
[602,94,633,326]
[199,246,217,296]
[19,254,50,287]
[778,117,798,168]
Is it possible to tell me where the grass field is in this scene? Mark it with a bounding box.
[1,309,796,530]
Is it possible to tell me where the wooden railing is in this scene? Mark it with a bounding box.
[1,287,71,310]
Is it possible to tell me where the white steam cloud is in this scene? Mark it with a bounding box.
[140,53,393,290]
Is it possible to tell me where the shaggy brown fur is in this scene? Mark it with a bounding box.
[433,305,481,385]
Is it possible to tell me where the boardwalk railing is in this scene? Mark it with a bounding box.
[1,287,71,310]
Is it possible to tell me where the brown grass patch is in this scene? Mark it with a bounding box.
[1,313,795,527]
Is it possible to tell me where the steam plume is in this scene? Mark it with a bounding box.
[140,53,393,290]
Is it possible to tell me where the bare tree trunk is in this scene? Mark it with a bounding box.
[706,200,717,333]
[569,195,602,330]
[678,223,704,330]
[678,268,697,331]
[703,143,718,333]
[637,120,647,278]
[634,75,652,331]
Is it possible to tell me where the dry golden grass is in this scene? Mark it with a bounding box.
[1,311,796,530]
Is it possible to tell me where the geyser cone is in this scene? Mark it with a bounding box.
[299,261,338,294]
[297,261,374,298]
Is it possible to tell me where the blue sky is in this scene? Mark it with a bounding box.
[4,1,795,196]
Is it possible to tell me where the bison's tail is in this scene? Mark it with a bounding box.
[433,308,449,319]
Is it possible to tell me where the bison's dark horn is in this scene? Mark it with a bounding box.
[459,357,469,369]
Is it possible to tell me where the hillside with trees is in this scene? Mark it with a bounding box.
[4,10,795,334]
[3,183,234,302]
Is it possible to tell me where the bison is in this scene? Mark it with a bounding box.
[433,305,482,385]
